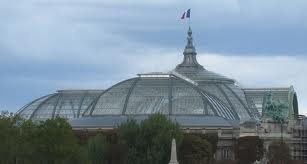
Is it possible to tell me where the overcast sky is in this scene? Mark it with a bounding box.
[1,0,307,114]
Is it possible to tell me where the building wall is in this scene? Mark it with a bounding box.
[291,115,307,162]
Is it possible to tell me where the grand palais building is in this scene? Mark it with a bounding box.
[17,27,307,162]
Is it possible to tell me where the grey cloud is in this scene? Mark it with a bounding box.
[1,0,307,59]
[1,0,307,112]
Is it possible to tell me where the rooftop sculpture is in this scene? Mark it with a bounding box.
[263,92,288,123]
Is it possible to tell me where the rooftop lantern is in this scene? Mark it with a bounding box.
[175,26,204,72]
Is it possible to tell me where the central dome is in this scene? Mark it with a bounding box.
[83,27,257,122]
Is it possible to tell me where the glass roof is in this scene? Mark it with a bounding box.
[17,90,103,121]
[84,74,254,122]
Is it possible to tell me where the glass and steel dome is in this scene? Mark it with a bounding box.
[18,27,259,125]
[17,90,103,121]
[81,27,258,122]
[82,74,255,122]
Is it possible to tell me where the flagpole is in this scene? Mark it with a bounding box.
[188,9,191,28]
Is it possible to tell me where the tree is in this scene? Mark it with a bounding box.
[105,142,126,164]
[0,114,20,163]
[178,133,218,164]
[17,119,40,164]
[267,141,291,164]
[34,117,84,164]
[118,119,141,164]
[139,113,183,164]
[179,134,213,164]
[0,115,85,164]
[118,113,183,164]
[235,136,265,164]
[198,133,218,155]
[88,134,108,164]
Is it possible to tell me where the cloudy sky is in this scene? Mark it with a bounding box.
[1,0,307,114]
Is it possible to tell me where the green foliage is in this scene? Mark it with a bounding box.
[179,133,213,164]
[0,115,86,164]
[118,119,140,163]
[267,141,291,164]
[105,143,126,164]
[118,113,183,164]
[0,114,20,163]
[235,136,265,164]
[0,113,185,164]
[139,113,183,164]
[118,119,139,147]
[197,133,218,154]
[37,117,81,163]
[88,134,107,164]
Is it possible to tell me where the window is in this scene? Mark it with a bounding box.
[222,148,231,160]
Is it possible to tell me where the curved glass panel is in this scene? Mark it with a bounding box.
[19,91,101,121]
[125,78,169,114]
[199,84,230,108]
[31,95,60,120]
[227,84,249,107]
[54,93,82,119]
[172,78,204,114]
[19,95,54,119]
[201,92,236,120]
[92,79,135,115]
[80,92,101,116]
[220,84,251,121]
[83,102,94,116]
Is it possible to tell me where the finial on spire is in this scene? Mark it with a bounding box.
[185,26,195,52]
[188,26,192,36]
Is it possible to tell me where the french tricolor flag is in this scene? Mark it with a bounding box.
[181,9,191,19]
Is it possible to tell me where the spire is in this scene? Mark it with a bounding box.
[175,26,204,72]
